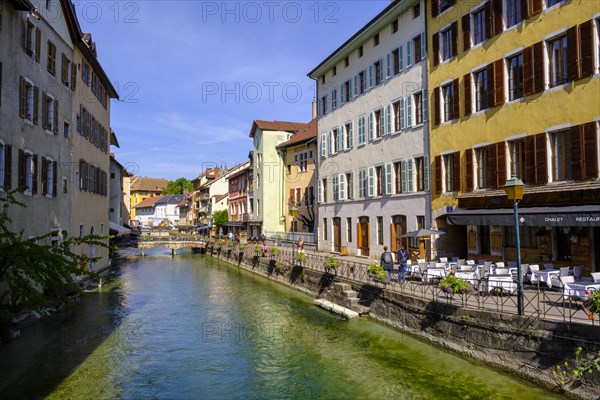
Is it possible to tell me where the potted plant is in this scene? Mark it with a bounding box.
[439,275,473,297]
[295,251,307,264]
[367,263,387,283]
[583,290,600,320]
[326,256,341,274]
[270,247,280,257]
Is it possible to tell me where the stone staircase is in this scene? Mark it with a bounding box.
[330,282,370,315]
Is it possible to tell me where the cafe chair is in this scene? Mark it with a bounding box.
[559,267,570,277]
[439,257,448,263]
[591,272,600,283]
[495,261,505,269]
[552,275,574,290]
[572,266,583,280]
[525,264,540,285]
[544,263,554,270]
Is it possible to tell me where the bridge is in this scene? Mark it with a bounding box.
[137,237,207,256]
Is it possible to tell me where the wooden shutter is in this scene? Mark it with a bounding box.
[53,161,57,197]
[35,28,41,63]
[465,149,473,191]
[461,14,470,51]
[33,86,39,125]
[535,133,547,184]
[567,26,579,81]
[496,143,506,187]
[61,54,67,85]
[433,87,440,125]
[41,91,47,129]
[520,0,529,21]
[523,46,534,96]
[53,99,58,134]
[492,0,503,36]
[529,0,542,16]
[486,63,495,107]
[19,76,26,117]
[532,42,544,94]
[431,0,439,18]
[71,62,77,91]
[582,122,598,179]
[452,151,461,192]
[484,1,492,41]
[289,188,295,205]
[579,21,594,78]
[18,149,25,191]
[452,79,459,120]
[463,74,471,116]
[32,154,38,194]
[435,155,442,194]
[493,59,504,106]
[488,143,498,188]
[570,125,583,181]
[432,32,439,66]
[4,144,11,189]
[451,22,458,57]
[41,156,47,195]
[524,135,536,184]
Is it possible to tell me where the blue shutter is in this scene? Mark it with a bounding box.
[422,89,429,122]
[368,167,375,197]
[400,98,405,129]
[401,161,407,193]
[385,163,393,195]
[368,113,373,141]
[406,40,412,66]
[386,53,392,78]
[406,96,413,127]
[333,174,339,201]
[386,104,392,135]
[407,160,414,192]
[340,84,345,105]
[421,32,426,61]
[424,155,430,191]
[321,134,326,157]
[339,174,346,200]
[348,122,354,148]
[399,45,404,70]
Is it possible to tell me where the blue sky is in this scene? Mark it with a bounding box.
[76,1,390,180]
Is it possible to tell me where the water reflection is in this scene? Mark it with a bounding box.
[0,251,564,399]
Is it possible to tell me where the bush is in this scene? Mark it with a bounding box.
[327,256,341,269]
[367,263,387,282]
[270,247,280,256]
[295,251,307,263]
[439,274,472,295]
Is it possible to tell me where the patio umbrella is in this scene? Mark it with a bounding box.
[402,229,446,259]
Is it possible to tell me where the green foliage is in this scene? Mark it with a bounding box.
[254,244,261,253]
[583,290,600,316]
[212,210,228,231]
[552,347,600,387]
[270,247,280,256]
[274,261,284,274]
[0,191,108,338]
[439,274,472,294]
[295,251,307,263]
[367,263,387,282]
[161,177,193,195]
[327,256,341,269]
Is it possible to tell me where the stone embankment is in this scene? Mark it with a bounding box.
[207,243,600,400]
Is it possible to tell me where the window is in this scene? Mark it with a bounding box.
[376,216,383,245]
[346,172,354,200]
[344,56,349,67]
[323,218,328,241]
[440,0,454,13]
[505,0,522,29]
[415,156,428,191]
[19,150,35,194]
[375,166,383,196]
[25,22,41,61]
[548,35,568,87]
[331,128,338,154]
[374,60,383,85]
[358,115,366,144]
[61,54,71,87]
[472,7,487,45]
[358,45,363,57]
[342,80,351,103]
[551,130,571,181]
[374,109,383,139]
[331,89,337,111]
[442,81,457,122]
[41,157,56,197]
[374,33,380,47]
[82,62,91,86]
[414,92,423,125]
[392,48,400,75]
[505,226,538,248]
[392,19,398,33]
[359,70,366,94]
[507,53,524,100]
[413,4,420,18]
[473,69,489,111]
[475,147,490,189]
[344,122,353,149]
[509,139,526,181]
[358,168,367,198]
[547,0,564,7]
[413,34,423,62]
[394,161,402,194]
[443,153,459,192]
[347,217,352,242]
[43,93,57,133]
[441,27,454,62]
[405,96,413,128]
[320,134,327,158]
[321,178,327,202]
[62,177,68,193]
[320,95,328,116]
[332,66,336,76]
[79,224,84,237]
[19,77,37,123]
[47,41,56,75]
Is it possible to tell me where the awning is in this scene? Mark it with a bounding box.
[446,205,600,227]
[109,221,131,236]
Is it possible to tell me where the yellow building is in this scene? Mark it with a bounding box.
[124,177,169,222]
[427,0,600,272]
[276,119,318,240]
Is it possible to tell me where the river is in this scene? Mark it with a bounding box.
[0,250,564,399]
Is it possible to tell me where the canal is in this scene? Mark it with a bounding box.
[0,251,564,399]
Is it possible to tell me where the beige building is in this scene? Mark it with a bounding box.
[276,119,318,242]
[123,177,169,222]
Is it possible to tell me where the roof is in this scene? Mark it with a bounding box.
[110,129,120,148]
[276,119,318,149]
[308,0,414,78]
[213,194,228,203]
[7,0,33,11]
[155,194,185,205]
[132,196,161,209]
[249,120,306,138]
[110,154,132,177]
[130,177,169,192]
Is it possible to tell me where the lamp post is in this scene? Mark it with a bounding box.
[504,175,525,316]
[290,203,298,261]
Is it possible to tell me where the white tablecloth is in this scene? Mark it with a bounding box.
[532,270,560,287]
[563,283,600,299]
[454,271,478,285]
[487,275,515,293]
[424,268,446,282]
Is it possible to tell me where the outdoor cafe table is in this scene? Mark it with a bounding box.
[454,271,478,285]
[532,269,560,287]
[424,268,446,282]
[487,274,516,293]
[563,282,600,299]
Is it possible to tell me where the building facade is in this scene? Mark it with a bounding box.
[226,161,251,239]
[124,176,169,222]
[427,0,600,272]
[309,0,430,258]
[248,120,306,239]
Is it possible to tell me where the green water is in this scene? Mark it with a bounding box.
[0,250,564,399]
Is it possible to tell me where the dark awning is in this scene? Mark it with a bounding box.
[446,205,600,227]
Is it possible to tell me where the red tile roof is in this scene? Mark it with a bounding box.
[276,118,317,148]
[130,177,169,192]
[249,120,306,138]
[132,196,162,209]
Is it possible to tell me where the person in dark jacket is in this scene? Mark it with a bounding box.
[396,242,409,283]
[380,246,395,282]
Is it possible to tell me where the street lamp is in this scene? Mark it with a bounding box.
[504,175,525,316]
[289,203,298,261]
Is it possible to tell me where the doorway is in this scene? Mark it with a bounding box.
[390,215,407,254]
[357,216,370,257]
[333,217,341,253]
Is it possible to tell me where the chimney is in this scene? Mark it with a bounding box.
[312,98,317,119]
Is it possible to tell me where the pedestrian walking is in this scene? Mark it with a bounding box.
[380,246,395,283]
[396,242,409,283]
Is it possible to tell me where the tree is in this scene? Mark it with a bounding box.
[162,178,193,195]
[212,210,228,232]
[0,191,107,342]
[296,190,316,233]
